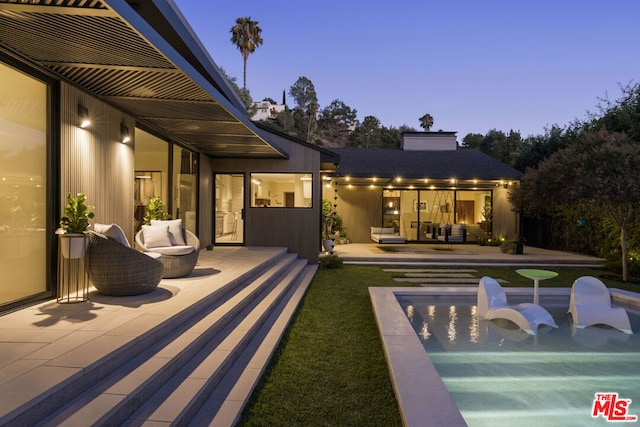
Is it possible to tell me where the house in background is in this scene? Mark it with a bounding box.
[324,132,523,244]
[250,100,286,121]
[0,0,337,313]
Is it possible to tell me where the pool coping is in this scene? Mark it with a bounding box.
[369,286,640,427]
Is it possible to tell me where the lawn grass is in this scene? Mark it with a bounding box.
[238,266,412,426]
[238,264,638,426]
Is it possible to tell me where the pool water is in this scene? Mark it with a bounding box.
[398,294,640,427]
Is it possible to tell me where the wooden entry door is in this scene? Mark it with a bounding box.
[456,200,474,224]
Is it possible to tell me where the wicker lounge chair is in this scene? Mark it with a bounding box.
[477,276,558,335]
[135,221,200,278]
[86,231,163,296]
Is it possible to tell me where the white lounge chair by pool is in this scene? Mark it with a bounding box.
[477,276,558,335]
[568,276,633,334]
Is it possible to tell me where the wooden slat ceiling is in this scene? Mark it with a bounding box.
[0,0,285,159]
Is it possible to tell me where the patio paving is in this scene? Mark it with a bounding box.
[0,246,306,425]
[332,243,605,268]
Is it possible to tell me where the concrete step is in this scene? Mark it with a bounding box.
[345,257,604,268]
[383,269,478,273]
[17,250,313,427]
[191,264,316,427]
[122,258,310,426]
[402,273,476,278]
[394,277,481,284]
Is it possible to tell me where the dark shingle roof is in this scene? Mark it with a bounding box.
[329,147,523,181]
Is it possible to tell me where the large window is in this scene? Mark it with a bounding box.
[134,130,198,234]
[383,188,492,241]
[173,146,197,233]
[0,62,48,306]
[250,173,312,208]
[134,129,169,232]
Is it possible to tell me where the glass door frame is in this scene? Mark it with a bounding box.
[214,173,245,245]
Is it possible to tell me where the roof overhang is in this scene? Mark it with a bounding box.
[0,0,286,159]
[329,176,517,191]
[325,147,523,190]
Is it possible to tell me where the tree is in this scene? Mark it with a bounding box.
[419,113,434,131]
[218,68,253,116]
[461,133,484,150]
[510,129,640,281]
[349,115,382,148]
[230,17,263,89]
[317,99,358,146]
[289,76,319,141]
[590,81,640,140]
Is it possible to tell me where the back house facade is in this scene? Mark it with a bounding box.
[323,133,523,244]
[0,0,337,313]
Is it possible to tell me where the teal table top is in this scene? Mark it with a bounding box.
[516,269,558,280]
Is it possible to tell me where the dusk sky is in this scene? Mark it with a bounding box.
[173,0,640,141]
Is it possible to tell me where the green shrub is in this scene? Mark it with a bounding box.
[603,257,640,278]
[500,239,517,254]
[319,254,343,268]
[477,235,503,246]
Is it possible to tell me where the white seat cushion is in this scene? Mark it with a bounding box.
[151,219,186,246]
[143,251,162,260]
[94,223,130,247]
[142,224,172,248]
[151,245,195,256]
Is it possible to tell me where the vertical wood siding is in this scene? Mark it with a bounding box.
[213,134,321,263]
[60,83,135,241]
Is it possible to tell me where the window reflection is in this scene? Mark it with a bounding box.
[250,173,312,208]
[0,62,47,306]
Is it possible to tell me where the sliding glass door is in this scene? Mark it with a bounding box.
[214,174,244,244]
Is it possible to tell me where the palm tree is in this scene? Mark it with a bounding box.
[230,17,263,89]
[419,113,434,131]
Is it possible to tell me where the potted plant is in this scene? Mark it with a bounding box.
[58,192,94,258]
[144,196,170,224]
[499,237,522,255]
[321,198,335,253]
[480,204,493,237]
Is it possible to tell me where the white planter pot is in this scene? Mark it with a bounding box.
[322,239,335,253]
[59,233,87,259]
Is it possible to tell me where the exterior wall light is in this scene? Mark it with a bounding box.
[78,104,90,128]
[120,123,131,143]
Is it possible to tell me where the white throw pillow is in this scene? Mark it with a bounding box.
[94,223,130,247]
[142,225,172,248]
[152,245,195,256]
[150,219,186,246]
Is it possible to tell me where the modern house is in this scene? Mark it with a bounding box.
[323,132,523,244]
[250,100,286,121]
[0,0,337,314]
[0,0,524,317]
[0,1,534,424]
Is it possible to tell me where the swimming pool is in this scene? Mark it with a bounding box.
[370,286,640,427]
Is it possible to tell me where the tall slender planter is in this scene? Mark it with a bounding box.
[59,233,87,259]
[322,239,335,254]
[321,198,335,254]
[56,193,94,303]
